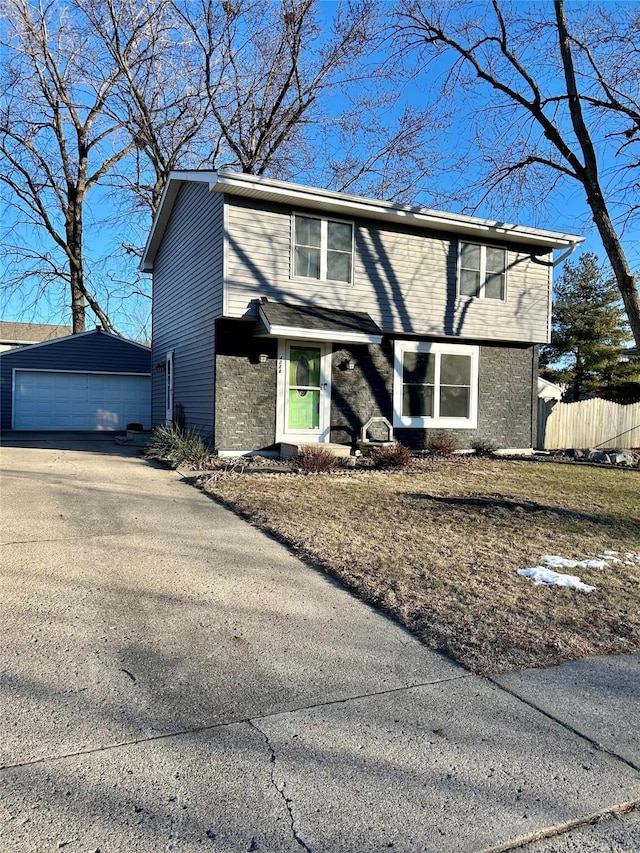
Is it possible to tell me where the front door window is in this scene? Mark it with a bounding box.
[287,345,321,431]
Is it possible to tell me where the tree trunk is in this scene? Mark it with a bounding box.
[68,193,86,334]
[70,275,85,333]
[588,199,640,349]
[555,0,640,349]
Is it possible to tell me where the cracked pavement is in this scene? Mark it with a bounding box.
[1,436,639,852]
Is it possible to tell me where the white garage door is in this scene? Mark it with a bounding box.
[13,371,151,431]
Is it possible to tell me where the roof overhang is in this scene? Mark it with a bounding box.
[140,170,584,271]
[257,300,383,345]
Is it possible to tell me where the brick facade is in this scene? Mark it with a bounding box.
[331,340,536,450]
[330,342,395,444]
[214,320,537,452]
[214,320,278,451]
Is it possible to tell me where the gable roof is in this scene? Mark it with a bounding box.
[0,327,150,357]
[141,170,584,272]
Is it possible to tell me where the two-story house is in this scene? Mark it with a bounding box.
[141,171,582,454]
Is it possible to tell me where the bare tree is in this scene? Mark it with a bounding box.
[0,0,144,332]
[393,0,640,347]
[81,0,212,219]
[0,0,440,336]
[174,0,387,180]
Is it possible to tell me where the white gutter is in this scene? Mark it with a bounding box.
[552,240,581,267]
[140,169,584,271]
[212,171,584,250]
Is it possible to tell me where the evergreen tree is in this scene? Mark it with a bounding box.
[540,253,640,400]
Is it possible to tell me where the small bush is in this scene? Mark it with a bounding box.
[147,424,213,468]
[292,445,340,474]
[472,439,497,457]
[370,442,411,469]
[424,431,458,457]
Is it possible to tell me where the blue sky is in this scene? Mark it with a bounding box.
[2,0,636,341]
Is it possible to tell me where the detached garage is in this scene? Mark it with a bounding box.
[0,329,151,432]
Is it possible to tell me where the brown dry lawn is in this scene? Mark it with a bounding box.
[201,458,640,674]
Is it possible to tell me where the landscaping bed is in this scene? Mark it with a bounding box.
[198,456,640,675]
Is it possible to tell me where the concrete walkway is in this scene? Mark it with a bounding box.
[1,439,638,852]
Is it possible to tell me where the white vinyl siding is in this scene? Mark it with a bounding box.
[393,341,479,429]
[224,199,552,344]
[13,370,150,431]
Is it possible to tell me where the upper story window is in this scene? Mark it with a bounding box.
[293,214,354,284]
[459,241,507,301]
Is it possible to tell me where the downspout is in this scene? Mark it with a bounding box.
[537,241,580,450]
[548,241,580,342]
[553,240,580,268]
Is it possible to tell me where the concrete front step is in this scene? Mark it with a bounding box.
[279,441,353,459]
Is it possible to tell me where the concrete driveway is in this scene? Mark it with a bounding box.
[1,439,639,852]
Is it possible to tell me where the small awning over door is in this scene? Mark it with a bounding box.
[256,299,383,344]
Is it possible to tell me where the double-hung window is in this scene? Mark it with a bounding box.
[459,242,507,300]
[293,214,353,284]
[393,341,479,429]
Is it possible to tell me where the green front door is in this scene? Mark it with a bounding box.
[287,345,322,431]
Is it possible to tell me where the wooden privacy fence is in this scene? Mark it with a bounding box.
[538,398,640,450]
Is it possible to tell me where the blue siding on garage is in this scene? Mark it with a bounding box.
[0,329,151,431]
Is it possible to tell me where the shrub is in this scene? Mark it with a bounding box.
[370,442,411,469]
[146,424,213,468]
[424,431,458,457]
[292,445,340,473]
[472,439,497,457]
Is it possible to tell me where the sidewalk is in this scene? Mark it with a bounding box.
[1,441,638,851]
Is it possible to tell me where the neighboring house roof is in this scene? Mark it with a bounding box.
[0,321,72,347]
[537,376,564,400]
[140,170,585,272]
[257,299,384,345]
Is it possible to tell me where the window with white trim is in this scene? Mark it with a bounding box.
[459,241,507,300]
[292,214,354,284]
[393,341,479,429]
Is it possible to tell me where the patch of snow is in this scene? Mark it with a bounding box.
[518,566,596,593]
[518,550,639,592]
[539,554,607,571]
